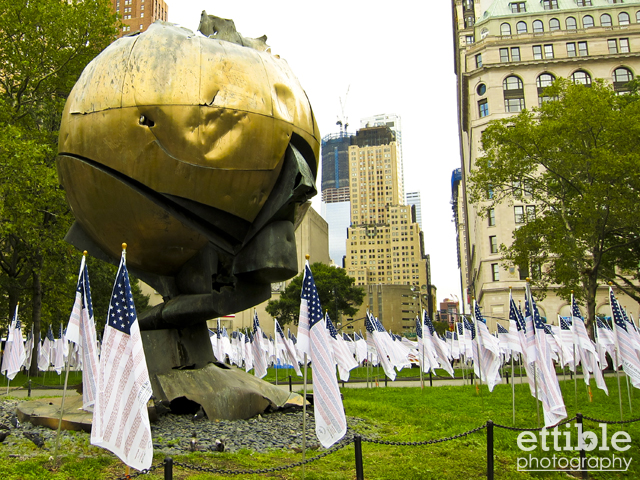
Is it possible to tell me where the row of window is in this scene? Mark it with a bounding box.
[500,11,633,36]
[486,205,535,228]
[510,0,622,14]
[477,68,634,117]
[491,37,629,64]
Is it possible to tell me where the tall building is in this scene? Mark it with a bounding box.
[344,125,430,310]
[360,114,405,202]
[111,0,168,37]
[405,191,423,230]
[452,0,640,329]
[321,132,353,265]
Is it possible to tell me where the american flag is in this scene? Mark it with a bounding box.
[523,295,538,363]
[325,313,358,381]
[471,302,501,391]
[609,287,640,387]
[365,312,396,380]
[38,325,54,371]
[297,262,314,358]
[23,327,34,370]
[423,311,453,376]
[302,263,346,448]
[91,250,153,471]
[620,303,640,355]
[251,312,267,378]
[66,255,100,411]
[571,295,607,393]
[353,331,368,364]
[243,332,254,373]
[527,284,566,427]
[275,319,301,376]
[1,305,25,381]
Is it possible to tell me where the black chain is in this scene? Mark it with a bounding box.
[361,424,487,446]
[494,416,577,432]
[171,439,353,476]
[112,462,161,479]
[583,415,640,425]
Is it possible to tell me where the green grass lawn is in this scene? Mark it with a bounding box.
[1,375,639,479]
[0,371,83,389]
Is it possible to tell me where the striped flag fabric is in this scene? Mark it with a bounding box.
[609,287,640,388]
[1,305,25,381]
[472,302,501,391]
[66,255,100,411]
[275,319,302,376]
[23,327,34,370]
[353,332,368,364]
[325,313,358,381]
[423,312,454,377]
[527,284,566,427]
[571,296,607,394]
[251,312,268,378]
[91,249,153,471]
[297,262,314,358]
[302,262,347,448]
[38,326,54,371]
[365,312,396,380]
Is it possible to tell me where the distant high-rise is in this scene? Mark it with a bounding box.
[321,132,353,265]
[360,114,404,202]
[110,0,168,37]
[405,191,423,230]
[344,125,428,290]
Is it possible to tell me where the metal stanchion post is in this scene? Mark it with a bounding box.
[164,457,173,480]
[354,435,364,480]
[486,420,494,480]
[577,414,588,480]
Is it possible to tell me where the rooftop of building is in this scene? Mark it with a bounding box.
[481,0,640,21]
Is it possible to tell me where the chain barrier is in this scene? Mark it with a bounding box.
[112,462,162,480]
[171,439,353,476]
[108,413,640,478]
[493,415,577,432]
[360,424,487,446]
[582,415,640,425]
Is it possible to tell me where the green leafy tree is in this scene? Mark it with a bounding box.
[266,262,365,326]
[469,79,640,328]
[0,1,121,373]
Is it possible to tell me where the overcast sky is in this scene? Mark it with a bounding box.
[163,1,464,304]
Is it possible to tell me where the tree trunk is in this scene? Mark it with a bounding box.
[28,268,42,377]
[584,272,599,339]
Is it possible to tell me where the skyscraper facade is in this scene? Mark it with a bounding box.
[452,0,640,329]
[405,191,423,231]
[344,125,429,290]
[111,0,168,37]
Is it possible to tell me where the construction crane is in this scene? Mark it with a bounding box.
[336,85,350,135]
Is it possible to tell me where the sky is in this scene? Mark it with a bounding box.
[163,1,464,304]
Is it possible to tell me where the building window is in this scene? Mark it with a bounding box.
[477,83,487,95]
[140,12,144,17]
[543,0,558,10]
[533,20,544,33]
[517,21,528,34]
[479,99,489,117]
[465,15,475,28]
[613,67,633,91]
[533,45,543,59]
[500,48,510,62]
[577,0,592,5]
[488,208,496,226]
[566,17,577,30]
[491,263,500,282]
[466,34,475,44]
[504,75,525,112]
[544,44,554,59]
[609,39,619,53]
[636,11,640,23]
[511,47,521,61]
[572,69,592,85]
[476,54,483,68]
[583,15,594,28]
[526,205,536,221]
[501,23,512,35]
[620,38,630,52]
[549,18,560,31]
[537,73,556,105]
[511,2,526,13]
[490,236,498,254]
[601,14,612,27]
[567,42,577,57]
[578,41,589,56]
[619,12,631,26]
[514,206,525,224]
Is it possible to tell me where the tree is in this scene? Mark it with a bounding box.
[266,262,365,326]
[468,79,640,328]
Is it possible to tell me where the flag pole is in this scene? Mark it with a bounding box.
[526,280,541,429]
[301,255,311,479]
[274,319,278,387]
[623,307,633,414]
[511,353,515,425]
[54,341,74,462]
